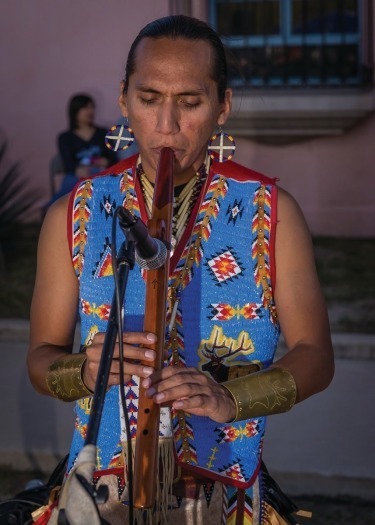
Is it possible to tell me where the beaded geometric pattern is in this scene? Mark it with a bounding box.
[223,485,254,525]
[81,299,110,321]
[173,416,198,465]
[226,198,244,225]
[108,447,125,469]
[170,175,228,284]
[74,419,87,440]
[120,168,139,213]
[205,247,245,286]
[215,421,260,444]
[208,302,262,321]
[93,237,113,278]
[100,193,117,220]
[72,180,93,277]
[123,377,138,439]
[252,186,277,323]
[219,459,247,483]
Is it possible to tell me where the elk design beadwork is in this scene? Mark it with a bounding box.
[197,326,260,383]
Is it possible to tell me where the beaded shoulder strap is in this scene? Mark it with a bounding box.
[252,185,278,323]
[71,180,93,278]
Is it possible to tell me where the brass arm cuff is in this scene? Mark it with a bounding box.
[222,367,297,422]
[46,353,93,402]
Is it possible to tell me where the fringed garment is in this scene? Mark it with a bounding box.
[64,155,306,524]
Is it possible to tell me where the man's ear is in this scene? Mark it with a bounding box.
[217,88,232,127]
[118,81,128,118]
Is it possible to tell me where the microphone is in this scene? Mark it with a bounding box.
[118,207,167,270]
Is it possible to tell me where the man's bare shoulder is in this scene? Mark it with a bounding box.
[42,194,71,232]
[275,186,309,232]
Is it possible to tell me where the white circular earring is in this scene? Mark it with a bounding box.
[207,127,236,163]
[105,119,135,151]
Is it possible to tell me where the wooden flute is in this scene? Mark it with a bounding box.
[133,147,174,509]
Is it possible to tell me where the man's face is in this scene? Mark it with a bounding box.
[120,37,231,184]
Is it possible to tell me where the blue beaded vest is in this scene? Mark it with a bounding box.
[67,155,280,489]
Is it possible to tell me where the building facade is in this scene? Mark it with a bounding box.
[1,0,374,236]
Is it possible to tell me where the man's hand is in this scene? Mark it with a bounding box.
[142,366,236,423]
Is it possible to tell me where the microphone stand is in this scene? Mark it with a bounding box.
[56,240,135,525]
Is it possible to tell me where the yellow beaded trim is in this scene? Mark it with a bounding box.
[120,169,138,211]
[75,180,92,277]
[256,185,278,323]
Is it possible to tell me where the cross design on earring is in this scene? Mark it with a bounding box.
[208,131,236,163]
[105,124,135,151]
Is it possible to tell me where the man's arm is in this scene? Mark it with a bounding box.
[27,194,79,395]
[272,187,334,402]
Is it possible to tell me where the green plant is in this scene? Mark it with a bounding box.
[0,140,41,273]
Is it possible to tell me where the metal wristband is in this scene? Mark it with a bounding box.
[46,353,93,402]
[222,367,297,422]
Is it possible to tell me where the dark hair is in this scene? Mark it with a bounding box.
[68,93,95,130]
[124,15,227,102]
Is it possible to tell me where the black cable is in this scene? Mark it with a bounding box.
[0,499,40,507]
[111,207,134,525]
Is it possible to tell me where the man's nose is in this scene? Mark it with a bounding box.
[155,100,180,135]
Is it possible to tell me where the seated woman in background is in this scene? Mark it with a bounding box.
[55,93,117,197]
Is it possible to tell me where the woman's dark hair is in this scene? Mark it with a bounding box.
[124,15,227,102]
[68,93,95,130]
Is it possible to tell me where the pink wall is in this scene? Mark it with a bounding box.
[0,0,169,217]
[236,112,375,237]
[1,0,374,236]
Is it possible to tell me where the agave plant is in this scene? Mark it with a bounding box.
[0,140,41,272]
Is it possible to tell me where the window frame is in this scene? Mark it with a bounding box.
[209,0,364,87]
